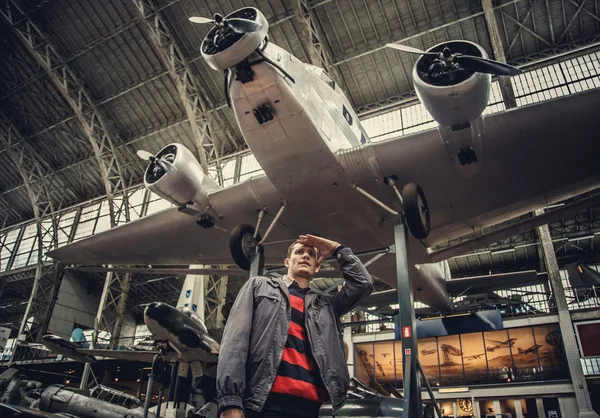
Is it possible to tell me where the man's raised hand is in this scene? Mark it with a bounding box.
[297,234,341,264]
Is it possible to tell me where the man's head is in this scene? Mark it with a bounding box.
[284,241,320,280]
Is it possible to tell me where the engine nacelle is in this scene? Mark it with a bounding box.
[202,7,269,71]
[144,143,220,210]
[413,41,491,127]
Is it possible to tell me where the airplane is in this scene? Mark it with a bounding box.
[46,6,600,313]
[381,353,391,359]
[485,338,517,352]
[566,262,600,303]
[517,344,542,355]
[41,275,220,379]
[464,353,485,360]
[420,348,437,356]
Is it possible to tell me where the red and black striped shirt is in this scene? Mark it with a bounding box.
[262,282,328,417]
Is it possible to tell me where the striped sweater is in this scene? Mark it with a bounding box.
[262,282,328,417]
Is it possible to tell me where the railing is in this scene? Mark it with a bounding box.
[565,285,600,311]
[11,344,58,363]
[581,357,600,376]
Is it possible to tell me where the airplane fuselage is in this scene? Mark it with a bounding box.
[143,303,219,370]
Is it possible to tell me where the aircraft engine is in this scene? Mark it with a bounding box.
[144,143,220,210]
[201,7,269,71]
[39,384,146,418]
[412,41,491,128]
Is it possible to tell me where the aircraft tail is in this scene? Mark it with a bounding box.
[566,262,600,287]
[176,265,206,320]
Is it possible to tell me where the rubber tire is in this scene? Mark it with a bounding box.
[229,224,261,271]
[402,182,431,240]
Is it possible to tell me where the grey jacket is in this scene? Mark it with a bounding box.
[217,247,374,416]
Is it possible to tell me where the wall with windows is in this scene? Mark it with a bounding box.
[355,323,569,389]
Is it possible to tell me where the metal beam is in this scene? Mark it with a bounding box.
[535,212,599,418]
[0,116,61,343]
[429,191,600,262]
[482,0,518,109]
[133,0,241,173]
[0,1,131,229]
[332,0,523,66]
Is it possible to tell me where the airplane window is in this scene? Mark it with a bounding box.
[342,105,353,126]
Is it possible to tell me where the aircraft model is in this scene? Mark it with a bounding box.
[41,276,220,379]
[485,338,517,352]
[47,7,600,312]
[566,262,600,303]
[464,353,485,360]
[517,344,543,355]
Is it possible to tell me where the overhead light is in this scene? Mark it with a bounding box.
[439,387,469,393]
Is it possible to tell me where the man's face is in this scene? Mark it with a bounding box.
[285,243,320,279]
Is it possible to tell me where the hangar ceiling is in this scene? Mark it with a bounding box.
[0,0,599,227]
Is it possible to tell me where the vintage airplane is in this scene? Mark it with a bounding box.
[517,344,542,355]
[420,349,437,356]
[485,338,517,352]
[464,353,485,360]
[46,7,600,312]
[566,262,600,303]
[41,276,220,379]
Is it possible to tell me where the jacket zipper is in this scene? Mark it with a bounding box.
[271,282,290,386]
[305,304,334,409]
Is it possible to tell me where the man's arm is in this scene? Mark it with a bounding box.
[329,246,374,317]
[217,277,256,417]
[297,235,374,317]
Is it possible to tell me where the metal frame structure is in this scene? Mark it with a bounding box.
[536,211,599,418]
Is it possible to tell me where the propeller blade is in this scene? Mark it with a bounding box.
[189,16,214,24]
[385,43,438,56]
[226,18,263,34]
[136,150,154,161]
[158,160,177,174]
[454,55,522,76]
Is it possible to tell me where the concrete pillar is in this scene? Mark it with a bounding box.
[481,0,518,109]
[453,400,459,417]
[537,398,546,418]
[515,399,524,418]
[494,400,502,417]
[474,399,481,418]
[536,216,599,418]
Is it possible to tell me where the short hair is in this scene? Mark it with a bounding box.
[287,240,321,261]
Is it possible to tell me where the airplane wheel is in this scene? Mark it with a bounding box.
[402,182,430,240]
[229,224,261,271]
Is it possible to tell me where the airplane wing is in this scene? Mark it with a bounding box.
[47,176,296,266]
[344,87,600,247]
[78,348,158,363]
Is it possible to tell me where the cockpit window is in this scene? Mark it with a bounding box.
[179,306,208,332]
[319,71,336,89]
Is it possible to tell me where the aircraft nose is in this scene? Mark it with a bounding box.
[144,302,170,319]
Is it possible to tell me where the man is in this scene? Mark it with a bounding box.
[217,234,373,418]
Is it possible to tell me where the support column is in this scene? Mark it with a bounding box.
[204,273,228,330]
[453,401,458,418]
[394,222,421,418]
[536,398,546,418]
[536,210,599,418]
[494,400,502,416]
[482,0,518,109]
[515,399,524,418]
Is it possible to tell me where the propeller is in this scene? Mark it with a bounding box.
[385,42,522,76]
[385,43,438,56]
[137,149,176,174]
[188,12,262,34]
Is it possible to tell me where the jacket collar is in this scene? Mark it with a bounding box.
[282,275,312,293]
